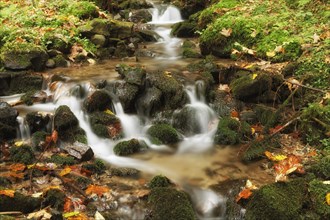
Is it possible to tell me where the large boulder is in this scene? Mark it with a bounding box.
[0,102,18,140]
[79,18,111,37]
[1,43,48,71]
[147,124,181,145]
[8,73,43,94]
[136,86,162,116]
[26,111,50,133]
[171,21,198,38]
[172,106,205,135]
[128,9,152,23]
[89,111,122,139]
[84,90,113,113]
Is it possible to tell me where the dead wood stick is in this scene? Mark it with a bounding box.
[284,79,328,93]
[269,115,301,138]
[0,211,22,215]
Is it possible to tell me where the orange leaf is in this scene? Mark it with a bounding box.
[85,185,110,196]
[52,130,58,143]
[0,189,15,197]
[64,197,73,212]
[236,188,252,202]
[230,110,239,118]
[60,167,72,176]
[10,163,26,172]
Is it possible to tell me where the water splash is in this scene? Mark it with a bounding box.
[17,116,30,140]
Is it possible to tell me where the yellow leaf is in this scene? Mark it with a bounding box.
[59,167,71,176]
[266,51,276,58]
[252,73,258,80]
[251,127,255,135]
[104,109,114,115]
[265,151,287,161]
[63,211,80,218]
[326,193,330,205]
[0,189,15,197]
[15,141,24,147]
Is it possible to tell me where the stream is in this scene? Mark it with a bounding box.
[2,1,273,219]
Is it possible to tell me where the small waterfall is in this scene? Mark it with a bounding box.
[150,5,183,24]
[17,116,30,140]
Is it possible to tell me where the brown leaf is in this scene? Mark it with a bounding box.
[85,185,110,196]
[10,163,26,172]
[64,197,73,212]
[0,189,15,197]
[52,130,58,144]
[236,188,252,202]
[220,28,232,37]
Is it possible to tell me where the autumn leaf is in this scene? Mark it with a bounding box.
[85,185,110,196]
[0,189,15,197]
[104,109,115,115]
[60,167,72,176]
[326,193,330,206]
[251,73,258,80]
[15,141,24,147]
[220,28,232,37]
[266,51,276,58]
[27,209,52,219]
[64,197,73,212]
[67,213,89,220]
[265,151,287,161]
[10,163,26,172]
[231,110,239,118]
[269,125,283,134]
[236,188,252,202]
[63,211,80,218]
[274,155,304,182]
[52,130,58,143]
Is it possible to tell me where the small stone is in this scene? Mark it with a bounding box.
[63,141,94,161]
[45,59,56,68]
[91,34,106,47]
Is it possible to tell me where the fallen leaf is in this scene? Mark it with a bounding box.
[95,211,105,220]
[63,211,80,218]
[51,130,58,144]
[273,155,304,182]
[220,28,232,37]
[236,188,252,202]
[14,141,24,147]
[64,197,73,212]
[60,167,72,176]
[104,109,115,115]
[265,151,287,161]
[266,51,276,58]
[251,73,258,80]
[231,110,239,118]
[0,189,15,197]
[27,209,52,219]
[326,193,330,206]
[135,189,150,198]
[269,125,283,134]
[313,33,320,43]
[85,185,110,196]
[10,163,26,172]
[218,84,230,93]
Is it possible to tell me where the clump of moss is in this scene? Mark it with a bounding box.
[242,137,281,162]
[48,154,76,165]
[254,104,280,130]
[75,176,92,189]
[0,192,42,213]
[10,145,35,164]
[308,179,330,218]
[149,175,173,189]
[113,138,147,156]
[147,124,180,145]
[0,177,11,187]
[108,167,140,177]
[214,116,251,145]
[20,90,36,106]
[148,187,196,220]
[31,131,48,151]
[245,179,308,220]
[310,156,330,179]
[44,189,66,211]
[82,159,106,174]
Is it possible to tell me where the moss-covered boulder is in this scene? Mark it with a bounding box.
[214,116,251,145]
[0,102,18,140]
[1,43,48,71]
[113,138,147,156]
[254,104,280,129]
[44,189,66,211]
[148,187,196,220]
[147,124,181,145]
[84,90,113,113]
[0,192,42,213]
[182,48,202,58]
[171,21,197,38]
[82,159,106,175]
[79,18,111,37]
[245,179,308,220]
[230,72,272,101]
[89,111,122,139]
[31,131,48,151]
[48,154,76,165]
[10,145,35,164]
[115,64,146,86]
[8,73,43,95]
[308,179,330,218]
[148,175,173,189]
[44,34,71,54]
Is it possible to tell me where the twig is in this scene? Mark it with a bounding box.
[51,172,88,199]
[0,211,22,215]
[269,115,301,138]
[284,79,328,93]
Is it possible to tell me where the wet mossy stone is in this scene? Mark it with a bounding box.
[44,189,66,211]
[254,104,280,129]
[53,54,69,68]
[312,155,330,179]
[108,167,140,177]
[113,138,147,156]
[128,9,152,23]
[245,179,308,220]
[0,102,18,126]
[108,19,133,39]
[10,145,35,164]
[172,106,205,136]
[230,72,272,101]
[148,187,196,220]
[84,90,112,113]
[89,111,122,139]
[79,18,111,37]
[147,124,180,145]
[54,105,78,133]
[31,131,48,151]
[115,64,146,86]
[48,154,76,165]
[45,34,71,54]
[91,34,107,47]
[0,122,17,140]
[8,73,43,94]
[308,179,330,218]
[149,175,173,189]
[171,21,198,38]
[136,86,162,116]
[182,48,202,58]
[0,192,42,213]
[82,159,106,175]
[26,111,50,133]
[241,137,280,162]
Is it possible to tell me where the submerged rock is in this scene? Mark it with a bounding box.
[171,21,198,38]
[8,73,43,95]
[172,106,204,135]
[136,86,162,116]
[26,112,50,133]
[148,175,173,189]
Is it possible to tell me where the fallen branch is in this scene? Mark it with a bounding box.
[0,211,22,215]
[285,79,329,93]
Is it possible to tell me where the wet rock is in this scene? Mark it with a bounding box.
[109,19,133,39]
[45,34,71,54]
[1,44,48,71]
[8,73,43,94]
[147,124,180,145]
[172,106,204,135]
[53,54,69,67]
[148,187,196,219]
[79,18,111,37]
[254,104,279,128]
[148,175,173,189]
[0,102,18,140]
[240,110,258,124]
[31,131,48,151]
[134,28,160,42]
[182,48,202,58]
[54,105,78,132]
[44,189,66,211]
[63,141,94,161]
[136,86,162,116]
[26,111,50,133]
[82,159,106,175]
[128,9,152,23]
[48,154,76,165]
[0,192,42,213]
[230,72,272,101]
[245,179,307,220]
[114,41,134,58]
[171,21,198,38]
[106,81,139,112]
[0,72,11,96]
[108,166,140,177]
[45,59,56,68]
[91,34,107,47]
[84,90,113,113]
[113,138,147,156]
[118,0,152,10]
[115,64,146,86]
[10,145,35,164]
[89,111,122,139]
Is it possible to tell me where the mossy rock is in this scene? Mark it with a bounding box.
[89,111,122,139]
[113,138,147,156]
[10,145,35,164]
[136,86,162,116]
[44,34,71,54]
[8,73,43,94]
[115,64,146,86]
[64,1,99,19]
[79,18,111,37]
[171,21,197,38]
[182,48,202,58]
[0,192,42,213]
[148,187,196,220]
[241,137,281,162]
[82,159,106,175]
[108,18,133,39]
[54,105,78,132]
[53,54,69,67]
[147,124,180,145]
[44,189,66,211]
[254,104,280,129]
[0,176,11,187]
[0,101,18,140]
[308,179,330,218]
[26,111,50,133]
[48,154,76,165]
[245,179,308,220]
[311,155,330,179]
[230,73,272,101]
[214,116,251,145]
[31,131,48,151]
[0,122,16,140]
[108,167,140,176]
[84,90,113,113]
[149,175,173,189]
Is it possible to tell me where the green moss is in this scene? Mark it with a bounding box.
[48,154,76,165]
[108,167,139,176]
[149,175,173,189]
[82,159,106,174]
[20,90,36,106]
[8,74,43,94]
[10,145,35,164]
[309,179,330,218]
[44,189,66,211]
[147,124,180,145]
[113,139,147,156]
[62,1,98,19]
[89,111,122,139]
[254,104,280,129]
[182,48,202,58]
[311,156,330,179]
[31,131,48,151]
[54,105,79,132]
[148,187,196,220]
[0,192,42,213]
[245,179,308,220]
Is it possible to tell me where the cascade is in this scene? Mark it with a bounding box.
[17,116,30,140]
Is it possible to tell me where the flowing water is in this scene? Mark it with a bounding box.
[2,2,273,219]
